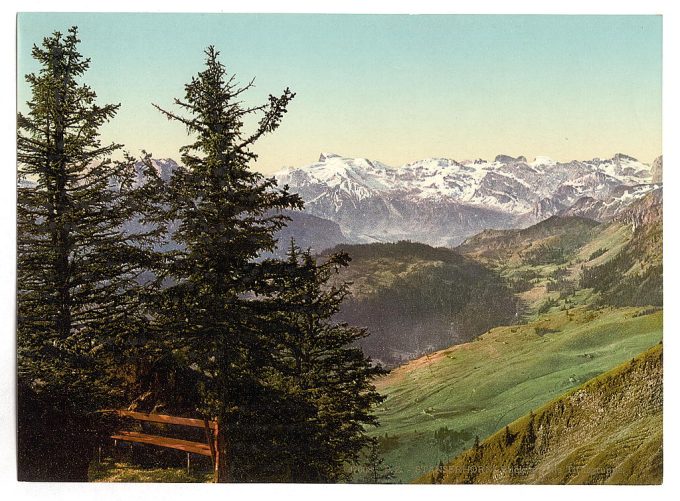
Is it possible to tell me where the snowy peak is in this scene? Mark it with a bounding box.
[318,152,342,162]
[613,153,638,162]
[584,155,651,184]
[494,154,527,164]
[133,158,181,185]
[530,156,557,167]
[274,152,656,215]
[276,153,396,202]
[151,158,181,182]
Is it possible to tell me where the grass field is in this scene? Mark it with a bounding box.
[370,306,662,482]
[89,458,213,482]
[415,344,663,484]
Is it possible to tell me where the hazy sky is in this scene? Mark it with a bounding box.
[17,13,662,173]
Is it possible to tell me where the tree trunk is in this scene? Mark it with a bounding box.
[214,419,230,482]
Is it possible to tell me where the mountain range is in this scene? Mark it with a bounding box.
[120,153,660,254]
[273,153,661,248]
[21,153,662,255]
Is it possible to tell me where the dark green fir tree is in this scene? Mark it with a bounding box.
[262,242,385,482]
[17,27,159,481]
[361,438,395,484]
[151,46,302,482]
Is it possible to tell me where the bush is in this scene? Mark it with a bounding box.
[537,298,558,314]
[588,248,608,261]
[523,245,566,266]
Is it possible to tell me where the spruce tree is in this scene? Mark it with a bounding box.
[151,46,302,482]
[504,425,514,447]
[263,243,385,482]
[17,27,158,480]
[436,459,445,483]
[361,438,394,483]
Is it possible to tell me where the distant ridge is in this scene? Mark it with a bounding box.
[273,152,659,247]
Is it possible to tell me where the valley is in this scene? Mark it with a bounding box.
[129,154,663,485]
[370,307,662,482]
[348,188,663,483]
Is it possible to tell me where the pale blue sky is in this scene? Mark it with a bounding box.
[17,13,662,173]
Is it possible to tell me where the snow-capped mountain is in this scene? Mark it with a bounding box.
[274,152,660,247]
[133,158,181,185]
[21,154,658,251]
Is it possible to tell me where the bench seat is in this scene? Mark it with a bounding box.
[111,430,212,456]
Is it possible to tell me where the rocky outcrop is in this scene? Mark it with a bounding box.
[651,156,663,184]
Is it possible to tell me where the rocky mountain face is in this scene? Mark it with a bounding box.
[651,155,663,184]
[559,183,661,222]
[274,153,659,247]
[614,187,663,231]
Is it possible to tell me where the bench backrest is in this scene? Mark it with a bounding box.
[108,410,219,464]
[113,410,218,430]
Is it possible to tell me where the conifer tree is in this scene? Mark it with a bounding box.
[262,242,385,482]
[17,27,158,480]
[436,459,445,483]
[151,46,302,482]
[524,411,537,450]
[504,425,514,447]
[361,438,394,483]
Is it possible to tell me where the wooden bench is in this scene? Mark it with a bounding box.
[106,410,219,474]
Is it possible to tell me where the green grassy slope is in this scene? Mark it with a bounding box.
[371,307,662,482]
[418,343,662,484]
[456,215,601,266]
[455,191,662,319]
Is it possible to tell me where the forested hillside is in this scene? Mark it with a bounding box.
[323,241,519,366]
[580,190,662,307]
